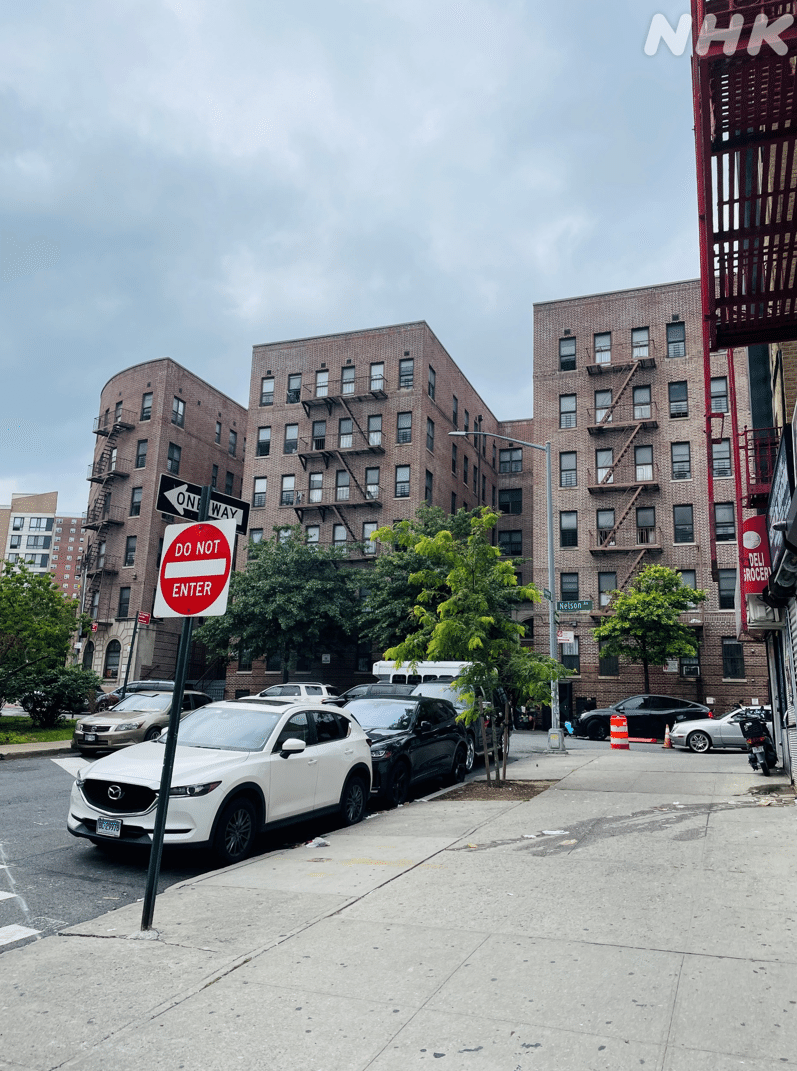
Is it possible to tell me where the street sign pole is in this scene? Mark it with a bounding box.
[120,616,139,701]
[141,485,210,931]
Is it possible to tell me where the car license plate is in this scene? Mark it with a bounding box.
[97,816,121,838]
[84,733,97,741]
[753,747,765,759]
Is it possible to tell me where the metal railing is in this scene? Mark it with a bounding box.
[587,401,659,427]
[92,408,136,434]
[87,456,132,481]
[83,503,125,528]
[302,371,389,403]
[590,527,662,551]
[278,487,382,508]
[587,462,660,488]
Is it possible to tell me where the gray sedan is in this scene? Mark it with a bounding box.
[670,709,764,753]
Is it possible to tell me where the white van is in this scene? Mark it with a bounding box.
[372,660,470,684]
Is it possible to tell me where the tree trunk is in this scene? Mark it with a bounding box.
[491,711,502,784]
[643,658,650,693]
[478,700,491,784]
[502,698,511,781]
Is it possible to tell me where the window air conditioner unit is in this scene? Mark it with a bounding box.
[681,665,700,678]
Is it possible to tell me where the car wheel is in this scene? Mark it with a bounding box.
[384,761,410,807]
[687,730,711,754]
[144,727,162,741]
[213,797,257,865]
[445,743,468,786]
[589,720,609,741]
[464,734,476,773]
[340,776,368,825]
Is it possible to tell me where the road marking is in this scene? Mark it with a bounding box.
[0,891,16,902]
[52,757,84,778]
[0,924,40,946]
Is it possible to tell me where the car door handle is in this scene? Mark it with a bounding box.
[344,748,354,755]
[307,758,318,765]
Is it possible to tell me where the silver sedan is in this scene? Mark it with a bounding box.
[669,709,763,753]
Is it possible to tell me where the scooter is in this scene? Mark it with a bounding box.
[740,714,778,776]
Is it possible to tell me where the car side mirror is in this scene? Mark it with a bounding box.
[616,705,625,713]
[416,720,432,734]
[279,737,306,757]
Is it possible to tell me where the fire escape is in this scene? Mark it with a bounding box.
[82,406,134,624]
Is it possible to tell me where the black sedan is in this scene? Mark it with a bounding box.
[345,697,468,806]
[575,694,710,741]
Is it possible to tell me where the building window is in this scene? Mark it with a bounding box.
[451,444,457,475]
[280,475,295,506]
[560,511,578,547]
[315,370,328,397]
[666,321,686,358]
[397,412,412,443]
[252,477,267,508]
[309,472,323,503]
[559,337,576,371]
[599,642,619,676]
[636,506,656,544]
[561,637,580,673]
[499,448,522,473]
[632,327,649,359]
[312,420,326,450]
[560,452,577,487]
[370,363,384,391]
[715,502,736,541]
[464,410,470,439]
[12,516,24,531]
[561,572,579,600]
[594,389,612,424]
[338,418,353,449]
[679,569,696,591]
[499,488,522,514]
[452,395,458,427]
[140,392,152,420]
[425,470,433,505]
[463,456,468,485]
[333,524,347,547]
[365,467,380,499]
[9,534,21,549]
[710,376,729,414]
[633,385,652,420]
[117,588,131,619]
[395,465,410,497]
[167,442,181,475]
[671,442,691,480]
[171,396,185,427]
[135,440,148,468]
[305,525,319,545]
[669,381,688,418]
[451,492,457,513]
[225,471,234,495]
[26,535,51,550]
[215,420,222,444]
[674,504,694,543]
[336,470,350,501]
[368,414,382,446]
[635,445,653,482]
[398,358,414,389]
[596,448,613,485]
[713,439,731,478]
[129,487,142,517]
[472,463,478,494]
[341,366,355,395]
[594,332,611,364]
[598,571,616,608]
[498,530,522,556]
[284,424,298,454]
[428,366,436,399]
[123,535,136,567]
[211,464,218,489]
[260,378,274,406]
[559,394,577,429]
[287,374,301,404]
[363,521,377,554]
[718,568,736,610]
[228,430,237,457]
[236,648,253,673]
[248,528,264,548]
[426,418,435,452]
[722,637,745,679]
[104,638,122,679]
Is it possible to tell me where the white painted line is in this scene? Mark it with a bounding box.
[164,558,226,579]
[0,924,39,946]
[52,757,85,778]
[0,891,16,902]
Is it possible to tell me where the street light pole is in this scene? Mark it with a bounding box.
[449,429,560,733]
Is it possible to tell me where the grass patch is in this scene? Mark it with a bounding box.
[0,715,76,745]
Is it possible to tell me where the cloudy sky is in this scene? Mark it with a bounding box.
[0,0,697,512]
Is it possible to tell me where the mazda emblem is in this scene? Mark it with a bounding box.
[107,785,123,800]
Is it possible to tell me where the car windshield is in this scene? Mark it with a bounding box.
[411,681,466,709]
[173,705,283,751]
[346,699,416,730]
[110,693,172,712]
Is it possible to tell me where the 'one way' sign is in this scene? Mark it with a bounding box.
[155,473,250,535]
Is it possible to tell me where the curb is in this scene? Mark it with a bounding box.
[0,741,76,761]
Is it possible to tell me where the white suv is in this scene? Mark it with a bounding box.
[257,682,339,700]
[68,698,371,864]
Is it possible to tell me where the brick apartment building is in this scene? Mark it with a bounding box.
[81,358,247,687]
[0,491,85,608]
[229,321,537,697]
[531,279,769,722]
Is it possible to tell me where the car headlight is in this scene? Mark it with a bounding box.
[75,722,83,732]
[168,782,222,797]
[370,746,393,760]
[114,721,146,732]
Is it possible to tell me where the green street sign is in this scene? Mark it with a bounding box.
[556,599,593,612]
[543,588,552,601]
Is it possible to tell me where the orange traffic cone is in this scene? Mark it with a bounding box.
[663,724,673,749]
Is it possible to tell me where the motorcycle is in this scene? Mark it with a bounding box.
[739,715,778,777]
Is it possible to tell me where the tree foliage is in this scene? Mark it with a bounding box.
[17,665,104,728]
[0,561,88,706]
[196,526,361,679]
[592,565,707,692]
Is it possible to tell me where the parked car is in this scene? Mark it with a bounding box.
[670,706,773,753]
[67,698,372,863]
[257,682,340,700]
[575,695,711,741]
[344,696,468,807]
[94,680,179,711]
[409,680,506,772]
[72,690,212,754]
[329,683,418,705]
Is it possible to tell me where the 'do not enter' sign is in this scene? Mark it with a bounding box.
[153,519,237,618]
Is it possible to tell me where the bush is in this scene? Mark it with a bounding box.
[15,666,104,729]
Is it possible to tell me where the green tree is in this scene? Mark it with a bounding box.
[592,565,707,692]
[196,526,361,680]
[375,508,569,782]
[0,561,88,706]
[16,665,104,728]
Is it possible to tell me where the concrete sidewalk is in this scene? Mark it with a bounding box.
[2,749,795,1071]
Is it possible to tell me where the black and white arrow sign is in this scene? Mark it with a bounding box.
[155,474,250,535]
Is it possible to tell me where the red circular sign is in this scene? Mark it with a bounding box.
[158,522,232,616]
